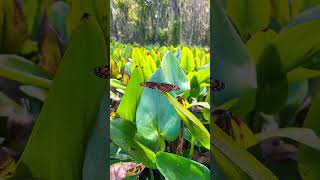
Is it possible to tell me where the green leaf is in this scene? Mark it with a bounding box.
[92,0,108,40]
[190,76,200,98]
[156,152,210,180]
[226,0,271,36]
[161,52,190,93]
[211,123,278,179]
[211,0,257,106]
[131,48,154,80]
[274,20,320,72]
[190,102,210,109]
[22,0,40,36]
[0,0,28,53]
[272,0,291,26]
[181,47,195,73]
[0,55,52,88]
[136,69,180,151]
[287,67,320,83]
[255,44,288,114]
[83,94,108,180]
[39,23,63,75]
[213,98,239,111]
[110,79,127,90]
[298,94,320,179]
[66,0,93,36]
[162,91,210,149]
[13,16,107,179]
[19,85,48,102]
[229,92,255,119]
[48,1,70,43]
[117,67,144,122]
[255,128,320,150]
[211,146,248,179]
[246,30,277,63]
[193,65,210,84]
[110,118,156,169]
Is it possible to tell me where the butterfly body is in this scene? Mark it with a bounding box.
[139,82,159,89]
[140,82,180,92]
[212,109,242,139]
[158,83,180,92]
[94,65,110,79]
[210,78,225,92]
[81,13,91,20]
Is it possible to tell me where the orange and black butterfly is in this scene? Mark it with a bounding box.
[158,83,180,92]
[210,78,225,92]
[212,109,242,139]
[140,82,180,92]
[94,65,110,79]
[140,82,159,89]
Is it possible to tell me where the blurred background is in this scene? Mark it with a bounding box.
[0,0,108,178]
[110,0,209,46]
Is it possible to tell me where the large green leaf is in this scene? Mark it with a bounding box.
[110,118,156,169]
[136,69,180,151]
[211,0,256,106]
[156,152,210,180]
[0,55,52,89]
[13,16,107,180]
[274,20,320,72]
[161,52,190,93]
[181,47,195,73]
[255,44,288,114]
[226,0,271,36]
[298,94,320,179]
[254,128,320,150]
[211,123,278,179]
[162,91,210,149]
[83,94,108,180]
[117,67,144,122]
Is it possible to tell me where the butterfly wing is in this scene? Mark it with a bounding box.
[159,83,180,92]
[210,79,225,92]
[95,65,110,79]
[140,82,159,89]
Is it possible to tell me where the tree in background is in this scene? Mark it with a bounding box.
[110,0,209,47]
[170,0,181,46]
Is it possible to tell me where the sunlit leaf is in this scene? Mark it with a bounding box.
[13,16,107,179]
[156,152,210,179]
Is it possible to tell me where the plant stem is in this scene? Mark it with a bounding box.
[149,168,154,180]
[188,135,195,158]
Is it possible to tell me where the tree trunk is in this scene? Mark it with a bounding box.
[170,0,181,46]
[110,0,118,40]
